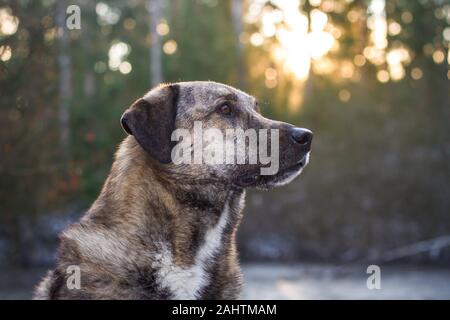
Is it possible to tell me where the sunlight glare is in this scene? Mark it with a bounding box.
[269,6,335,81]
[308,32,335,59]
[0,8,19,36]
[309,0,322,7]
[108,41,130,70]
[250,32,264,46]
[96,2,121,25]
[385,47,410,81]
[354,54,366,67]
[368,0,387,50]
[389,63,405,81]
[313,57,335,75]
[340,61,355,79]
[311,9,328,32]
[0,45,12,62]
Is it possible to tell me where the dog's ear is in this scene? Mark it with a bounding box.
[120,84,179,164]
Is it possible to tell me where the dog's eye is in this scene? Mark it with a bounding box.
[218,104,233,116]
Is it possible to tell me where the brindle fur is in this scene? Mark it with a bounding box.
[34,81,312,300]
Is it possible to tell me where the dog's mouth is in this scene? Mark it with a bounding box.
[233,153,310,188]
[282,158,307,174]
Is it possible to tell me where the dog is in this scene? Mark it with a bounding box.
[34,81,313,299]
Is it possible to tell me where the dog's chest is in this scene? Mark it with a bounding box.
[153,201,231,299]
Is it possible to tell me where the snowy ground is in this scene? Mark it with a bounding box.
[241,263,450,299]
[1,263,449,299]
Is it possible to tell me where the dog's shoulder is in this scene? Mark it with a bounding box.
[35,220,171,299]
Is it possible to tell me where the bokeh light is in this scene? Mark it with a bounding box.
[0,7,19,36]
[163,40,178,55]
[0,45,12,61]
[338,89,351,102]
[108,41,130,71]
[410,67,423,80]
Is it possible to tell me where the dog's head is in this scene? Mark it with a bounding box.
[121,81,312,189]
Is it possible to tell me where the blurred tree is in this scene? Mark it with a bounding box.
[56,0,72,157]
[231,0,246,88]
[0,0,449,265]
[148,0,162,85]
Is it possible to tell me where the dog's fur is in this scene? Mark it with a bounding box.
[34,81,312,299]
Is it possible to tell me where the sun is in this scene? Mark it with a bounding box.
[256,1,337,81]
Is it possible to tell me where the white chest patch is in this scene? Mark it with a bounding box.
[153,199,232,299]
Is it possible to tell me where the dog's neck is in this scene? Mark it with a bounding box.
[86,137,245,267]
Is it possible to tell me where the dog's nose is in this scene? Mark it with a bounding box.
[290,127,313,146]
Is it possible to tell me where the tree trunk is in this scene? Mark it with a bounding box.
[56,0,72,157]
[231,0,245,88]
[149,0,163,86]
[81,2,95,98]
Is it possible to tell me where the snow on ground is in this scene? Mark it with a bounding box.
[242,263,450,299]
[1,263,450,299]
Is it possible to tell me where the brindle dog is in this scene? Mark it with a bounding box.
[34,81,313,300]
